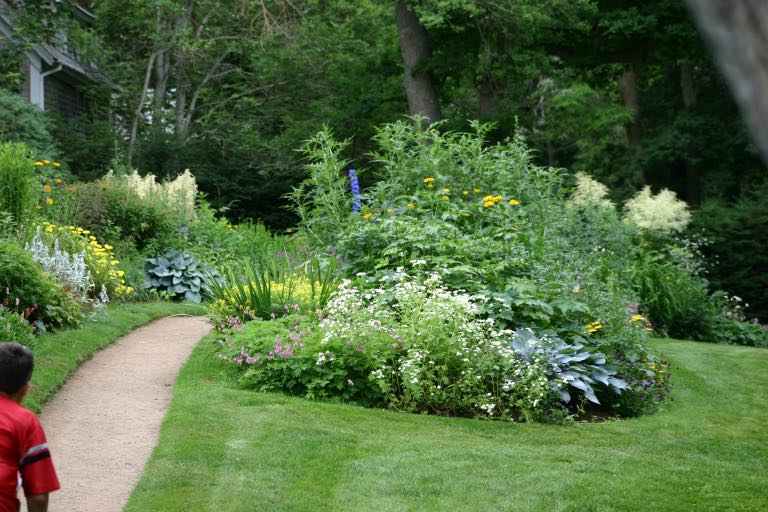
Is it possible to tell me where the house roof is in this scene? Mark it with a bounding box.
[0,0,107,84]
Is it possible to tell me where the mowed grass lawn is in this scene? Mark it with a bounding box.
[127,337,768,512]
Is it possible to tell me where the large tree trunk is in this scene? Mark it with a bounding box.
[395,2,441,124]
[681,62,700,206]
[617,64,645,184]
[685,0,768,165]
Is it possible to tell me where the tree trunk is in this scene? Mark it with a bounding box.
[127,51,158,167]
[684,0,768,166]
[152,49,169,129]
[395,2,441,124]
[681,62,700,207]
[479,76,497,118]
[617,64,645,184]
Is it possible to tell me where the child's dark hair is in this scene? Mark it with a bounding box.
[0,343,34,395]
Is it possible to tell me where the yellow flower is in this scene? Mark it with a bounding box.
[43,160,50,164]
[104,244,113,250]
[34,161,44,167]
[407,203,415,209]
[462,190,469,196]
[586,321,604,334]
[55,178,62,184]
[363,212,373,221]
[43,185,52,193]
[482,194,503,207]
[508,199,520,206]
[441,195,450,201]
[423,177,435,183]
[443,188,450,193]
[46,198,54,205]
[52,162,61,167]
[111,260,119,265]
[473,188,481,193]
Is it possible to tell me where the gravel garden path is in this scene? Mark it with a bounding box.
[30,316,211,512]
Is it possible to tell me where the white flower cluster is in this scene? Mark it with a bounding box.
[623,186,691,232]
[566,172,615,210]
[104,169,198,217]
[26,227,92,299]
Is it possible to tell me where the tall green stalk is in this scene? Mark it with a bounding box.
[0,142,39,240]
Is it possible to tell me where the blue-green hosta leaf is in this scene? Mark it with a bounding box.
[607,377,629,390]
[590,369,611,385]
[583,386,599,404]
[184,290,202,303]
[152,267,171,277]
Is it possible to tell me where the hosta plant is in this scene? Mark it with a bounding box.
[510,328,628,404]
[144,250,207,303]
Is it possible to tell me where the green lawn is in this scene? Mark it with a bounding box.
[127,337,768,512]
[24,302,206,412]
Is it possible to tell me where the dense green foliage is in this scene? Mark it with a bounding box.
[213,123,678,422]
[2,0,765,317]
[691,182,768,321]
[0,241,83,330]
[0,142,39,237]
[0,91,58,158]
[0,305,35,345]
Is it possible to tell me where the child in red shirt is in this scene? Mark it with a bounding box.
[0,343,60,512]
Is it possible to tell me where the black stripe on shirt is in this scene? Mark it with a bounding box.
[20,450,51,469]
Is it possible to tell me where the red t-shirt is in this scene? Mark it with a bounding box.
[0,394,60,512]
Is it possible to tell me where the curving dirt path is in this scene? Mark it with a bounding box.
[29,316,211,512]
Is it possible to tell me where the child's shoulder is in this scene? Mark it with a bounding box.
[0,399,38,429]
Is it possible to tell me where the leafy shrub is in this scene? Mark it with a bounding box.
[219,269,663,422]
[144,250,207,303]
[102,183,176,250]
[0,89,58,156]
[270,122,673,422]
[691,186,768,322]
[221,316,384,405]
[174,201,282,271]
[609,351,671,417]
[0,242,83,330]
[629,249,715,339]
[0,142,39,238]
[709,315,768,348]
[58,181,110,235]
[0,305,35,346]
